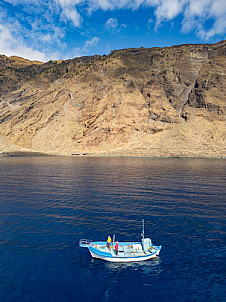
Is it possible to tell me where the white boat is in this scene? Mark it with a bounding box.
[79,220,161,262]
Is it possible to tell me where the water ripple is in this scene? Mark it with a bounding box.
[0,157,225,302]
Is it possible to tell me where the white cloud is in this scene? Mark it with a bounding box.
[0,23,48,61]
[2,0,226,38]
[84,37,99,49]
[65,36,100,58]
[147,17,154,30]
[56,0,82,27]
[0,1,67,61]
[154,0,185,28]
[105,18,118,30]
[71,1,226,40]
[181,0,226,39]
[60,6,81,27]
[87,0,127,12]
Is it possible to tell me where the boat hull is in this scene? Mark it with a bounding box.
[87,241,161,262]
[89,249,158,262]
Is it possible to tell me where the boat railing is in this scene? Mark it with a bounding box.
[79,239,92,247]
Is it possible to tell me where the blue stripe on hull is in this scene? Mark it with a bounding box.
[88,246,159,260]
[89,250,158,262]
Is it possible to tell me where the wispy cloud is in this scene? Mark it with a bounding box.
[0,22,48,61]
[68,36,100,58]
[0,1,66,61]
[154,0,185,28]
[56,1,226,40]
[87,0,226,40]
[56,0,82,27]
[181,0,226,39]
[105,18,118,30]
[84,36,99,49]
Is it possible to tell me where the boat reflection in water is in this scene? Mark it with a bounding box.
[104,256,162,276]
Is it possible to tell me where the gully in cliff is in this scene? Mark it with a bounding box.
[79,220,161,262]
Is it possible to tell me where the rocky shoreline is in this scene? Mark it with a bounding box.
[0,148,225,159]
[0,150,51,157]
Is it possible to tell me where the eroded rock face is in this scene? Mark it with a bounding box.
[0,41,225,157]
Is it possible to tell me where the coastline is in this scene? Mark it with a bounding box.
[0,151,52,157]
[1,149,225,159]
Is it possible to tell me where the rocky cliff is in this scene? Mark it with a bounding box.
[0,41,225,157]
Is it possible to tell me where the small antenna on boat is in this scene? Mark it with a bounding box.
[141,219,144,240]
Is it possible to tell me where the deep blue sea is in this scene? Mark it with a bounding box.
[0,157,225,302]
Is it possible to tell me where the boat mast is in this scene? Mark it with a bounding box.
[142,219,144,240]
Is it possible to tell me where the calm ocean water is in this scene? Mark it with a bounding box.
[0,157,225,302]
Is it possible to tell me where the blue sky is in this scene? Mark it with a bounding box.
[0,0,225,61]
